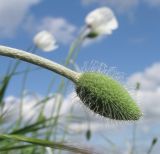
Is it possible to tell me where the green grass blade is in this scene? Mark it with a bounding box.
[0,76,10,104]
[10,117,54,135]
[0,134,95,154]
[0,145,33,151]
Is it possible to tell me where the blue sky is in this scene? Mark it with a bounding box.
[0,0,160,153]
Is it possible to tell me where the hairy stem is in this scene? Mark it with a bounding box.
[0,45,80,83]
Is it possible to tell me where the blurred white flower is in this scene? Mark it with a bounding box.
[33,30,58,52]
[85,7,118,37]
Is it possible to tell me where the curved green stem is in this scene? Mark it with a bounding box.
[0,45,80,83]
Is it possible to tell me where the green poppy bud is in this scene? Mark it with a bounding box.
[76,72,142,120]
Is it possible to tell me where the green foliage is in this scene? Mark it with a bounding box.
[0,76,10,104]
[86,129,91,141]
[86,32,98,38]
[152,137,158,145]
[76,72,142,120]
[147,137,158,154]
[135,82,141,91]
[0,134,92,154]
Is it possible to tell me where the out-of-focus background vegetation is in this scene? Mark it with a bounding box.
[0,0,160,153]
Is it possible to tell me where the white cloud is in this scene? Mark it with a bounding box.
[26,16,78,45]
[0,0,41,37]
[2,93,69,124]
[3,95,42,123]
[2,91,115,134]
[128,63,160,91]
[127,62,160,121]
[39,17,77,44]
[137,90,160,121]
[144,0,160,7]
[81,0,139,12]
[81,0,160,12]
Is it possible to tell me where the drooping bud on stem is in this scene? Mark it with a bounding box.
[0,45,142,121]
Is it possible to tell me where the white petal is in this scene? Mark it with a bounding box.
[43,44,58,52]
[33,30,58,52]
[85,7,118,36]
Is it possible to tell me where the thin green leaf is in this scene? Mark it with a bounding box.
[0,145,33,151]
[10,117,55,135]
[0,76,10,104]
[147,137,158,154]
[0,134,95,154]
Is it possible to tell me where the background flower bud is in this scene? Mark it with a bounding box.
[33,30,58,52]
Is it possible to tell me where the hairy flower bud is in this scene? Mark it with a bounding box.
[76,72,142,120]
